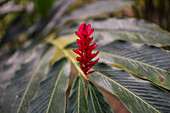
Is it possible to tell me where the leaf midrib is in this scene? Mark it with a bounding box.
[46,60,66,113]
[78,78,80,113]
[100,51,169,73]
[94,70,160,113]
[88,83,103,113]
[17,47,53,113]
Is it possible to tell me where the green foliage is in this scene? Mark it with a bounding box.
[92,63,170,112]
[98,40,170,89]
[29,58,70,113]
[66,77,88,113]
[0,0,170,113]
[90,68,160,113]
[87,81,114,113]
[61,18,170,46]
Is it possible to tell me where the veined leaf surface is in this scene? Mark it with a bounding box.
[29,58,70,113]
[57,0,134,28]
[0,43,53,113]
[90,18,170,46]
[90,69,160,113]
[92,63,170,113]
[66,76,88,113]
[87,81,114,113]
[17,44,55,113]
[98,40,170,90]
[1,0,170,112]
[59,18,170,46]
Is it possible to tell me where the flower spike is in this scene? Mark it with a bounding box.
[73,22,100,75]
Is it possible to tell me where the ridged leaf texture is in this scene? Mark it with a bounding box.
[0,43,54,113]
[17,44,55,113]
[87,81,114,113]
[93,63,170,113]
[29,58,70,113]
[89,18,170,46]
[90,69,160,113]
[66,76,88,113]
[98,40,170,90]
[0,0,170,113]
[58,0,133,27]
[60,18,170,46]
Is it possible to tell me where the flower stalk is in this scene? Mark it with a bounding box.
[73,22,99,75]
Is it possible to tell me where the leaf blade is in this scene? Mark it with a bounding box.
[93,63,170,112]
[17,44,55,113]
[87,81,114,113]
[98,40,170,90]
[59,18,170,46]
[0,43,53,112]
[29,58,70,113]
[57,0,134,28]
[66,76,88,113]
[90,71,160,113]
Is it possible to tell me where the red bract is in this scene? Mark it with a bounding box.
[73,22,99,75]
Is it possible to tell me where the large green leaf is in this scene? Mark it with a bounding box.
[59,18,170,46]
[89,69,160,113]
[97,40,170,90]
[29,58,70,113]
[17,45,55,113]
[57,0,133,27]
[66,76,88,113]
[0,43,53,113]
[90,18,170,46]
[87,81,114,113]
[92,63,170,113]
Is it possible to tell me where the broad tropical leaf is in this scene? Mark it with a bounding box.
[89,18,170,46]
[1,0,170,112]
[59,18,170,46]
[93,63,170,113]
[29,58,70,113]
[87,81,114,113]
[17,44,55,113]
[57,0,134,27]
[66,76,88,113]
[97,40,170,90]
[66,37,170,90]
[89,69,160,113]
[0,43,53,113]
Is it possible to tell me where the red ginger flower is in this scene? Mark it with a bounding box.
[73,22,99,75]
